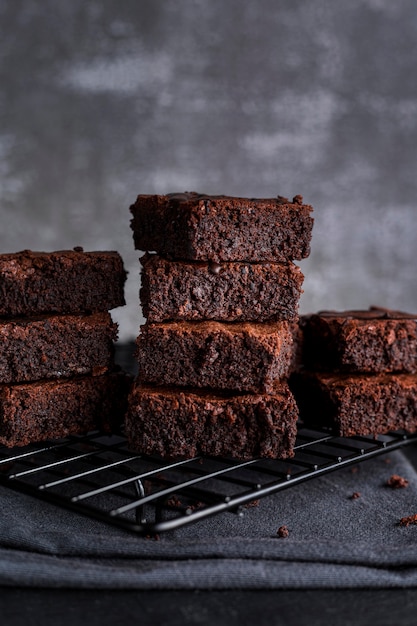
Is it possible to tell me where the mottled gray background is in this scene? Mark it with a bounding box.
[1,1,416,340]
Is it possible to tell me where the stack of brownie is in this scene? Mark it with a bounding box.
[0,248,131,447]
[126,192,314,460]
[291,307,417,437]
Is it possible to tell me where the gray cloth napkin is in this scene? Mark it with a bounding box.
[1,446,417,589]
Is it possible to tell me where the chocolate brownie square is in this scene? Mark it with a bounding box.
[0,312,118,383]
[291,370,417,437]
[125,383,298,460]
[300,307,417,373]
[0,370,132,447]
[136,320,296,393]
[130,192,313,262]
[140,253,303,322]
[0,249,126,316]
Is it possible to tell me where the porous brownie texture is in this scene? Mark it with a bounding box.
[140,253,303,322]
[130,192,313,262]
[125,383,298,460]
[0,312,118,383]
[300,307,417,373]
[136,320,295,393]
[290,371,417,437]
[0,370,132,447]
[0,249,126,316]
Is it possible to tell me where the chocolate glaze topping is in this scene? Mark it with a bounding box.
[316,307,417,321]
[208,261,222,274]
[166,192,304,206]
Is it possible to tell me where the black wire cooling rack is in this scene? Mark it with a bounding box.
[0,426,416,535]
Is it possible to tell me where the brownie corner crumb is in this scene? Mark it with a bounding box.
[386,474,409,489]
[276,525,290,538]
[349,491,361,500]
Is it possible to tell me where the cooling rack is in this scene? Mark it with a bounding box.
[0,425,416,535]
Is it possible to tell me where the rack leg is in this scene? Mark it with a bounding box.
[134,479,147,524]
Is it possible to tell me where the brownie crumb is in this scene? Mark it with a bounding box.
[167,496,182,508]
[145,533,161,541]
[349,491,361,500]
[185,501,205,512]
[387,474,409,489]
[244,499,260,509]
[293,195,303,205]
[399,514,417,527]
[277,525,290,538]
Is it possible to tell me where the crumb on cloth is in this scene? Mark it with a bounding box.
[399,514,417,527]
[387,474,409,489]
[276,525,290,538]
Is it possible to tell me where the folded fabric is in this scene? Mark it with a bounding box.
[1,447,417,588]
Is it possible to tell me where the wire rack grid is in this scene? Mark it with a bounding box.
[0,425,416,535]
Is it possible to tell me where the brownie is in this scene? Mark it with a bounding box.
[300,307,417,373]
[0,370,132,447]
[125,383,298,460]
[290,371,417,437]
[0,312,118,383]
[0,249,126,316]
[140,253,304,322]
[136,320,295,393]
[130,192,313,262]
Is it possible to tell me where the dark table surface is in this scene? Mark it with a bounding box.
[1,587,417,626]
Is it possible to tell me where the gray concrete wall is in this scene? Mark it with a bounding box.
[1,1,416,339]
